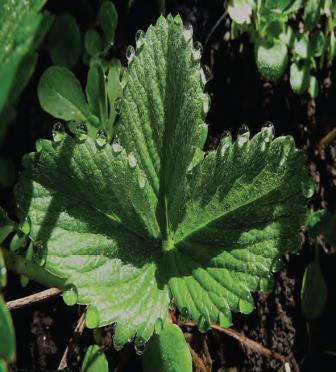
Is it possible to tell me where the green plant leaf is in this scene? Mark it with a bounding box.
[310,30,325,57]
[0,249,16,366]
[86,63,108,130]
[305,210,336,245]
[304,0,322,31]
[84,30,104,58]
[98,1,118,47]
[228,0,253,25]
[308,75,318,98]
[38,66,91,122]
[301,248,327,319]
[142,322,192,372]
[106,59,123,130]
[0,207,15,244]
[255,39,288,81]
[81,345,108,372]
[48,13,82,69]
[0,0,52,142]
[17,15,310,350]
[294,34,309,59]
[290,61,310,94]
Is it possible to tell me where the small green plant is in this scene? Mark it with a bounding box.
[2,14,312,369]
[227,0,336,97]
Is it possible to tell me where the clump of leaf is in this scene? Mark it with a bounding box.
[17,15,311,352]
[0,0,52,142]
[228,0,336,97]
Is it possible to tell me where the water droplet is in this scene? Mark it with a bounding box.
[237,124,250,146]
[62,284,78,306]
[219,130,232,157]
[192,41,203,60]
[138,171,146,189]
[52,122,65,143]
[114,97,122,115]
[112,137,123,153]
[126,45,135,64]
[85,306,100,328]
[96,129,107,148]
[183,22,193,43]
[76,123,88,141]
[35,139,43,152]
[19,216,31,235]
[200,65,213,85]
[218,308,232,328]
[179,307,190,322]
[238,294,254,314]
[202,94,210,114]
[135,29,145,49]
[154,318,164,334]
[271,257,283,273]
[301,179,315,198]
[134,336,146,355]
[128,152,137,168]
[261,121,275,142]
[197,314,211,333]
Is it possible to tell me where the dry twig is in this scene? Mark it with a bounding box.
[6,287,61,311]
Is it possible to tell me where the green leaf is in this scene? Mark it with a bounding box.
[228,0,253,25]
[305,210,336,245]
[81,345,108,372]
[38,66,90,122]
[17,15,310,350]
[98,1,118,47]
[294,34,309,59]
[290,61,310,94]
[308,75,318,98]
[0,249,16,365]
[310,30,325,57]
[86,63,108,130]
[142,323,192,372]
[106,59,123,129]
[301,248,327,319]
[0,0,52,141]
[48,13,82,69]
[304,0,322,31]
[0,207,15,245]
[255,39,288,81]
[84,30,104,58]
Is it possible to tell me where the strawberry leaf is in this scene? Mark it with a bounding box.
[17,15,310,350]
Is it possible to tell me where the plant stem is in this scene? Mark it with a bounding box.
[319,127,336,147]
[7,288,61,311]
[158,0,165,15]
[3,250,65,289]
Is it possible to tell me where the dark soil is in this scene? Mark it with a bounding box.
[2,0,336,371]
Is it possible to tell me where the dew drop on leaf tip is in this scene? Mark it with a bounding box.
[135,29,145,49]
[112,137,122,153]
[128,152,137,168]
[62,284,78,306]
[52,122,65,143]
[126,45,135,64]
[114,97,122,114]
[219,130,232,157]
[76,122,88,141]
[179,307,190,322]
[183,22,193,43]
[193,41,203,60]
[237,124,250,146]
[197,314,211,333]
[96,129,108,148]
[261,121,275,142]
[201,65,213,85]
[134,336,146,355]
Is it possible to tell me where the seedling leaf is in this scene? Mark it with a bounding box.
[17,15,310,349]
